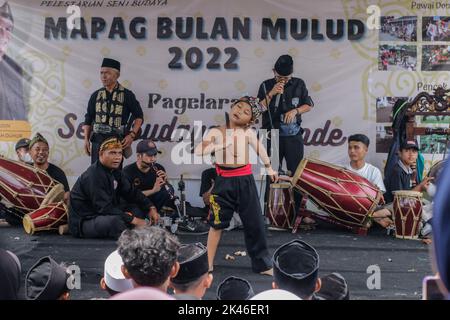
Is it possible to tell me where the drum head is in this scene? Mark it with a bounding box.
[22,214,35,235]
[428,160,447,182]
[270,183,291,189]
[392,190,423,197]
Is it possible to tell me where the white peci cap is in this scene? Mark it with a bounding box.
[250,289,302,300]
[104,250,133,293]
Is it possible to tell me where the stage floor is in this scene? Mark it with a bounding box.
[0,223,431,300]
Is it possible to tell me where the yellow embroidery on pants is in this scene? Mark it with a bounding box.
[210,195,221,225]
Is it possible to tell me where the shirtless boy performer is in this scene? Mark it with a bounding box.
[195,96,278,275]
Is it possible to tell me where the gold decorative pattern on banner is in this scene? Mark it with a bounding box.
[332,116,343,128]
[14,50,87,175]
[311,82,322,92]
[330,48,342,59]
[178,114,190,125]
[122,80,131,88]
[136,46,147,56]
[101,47,111,56]
[82,79,92,89]
[254,47,264,58]
[288,48,299,57]
[235,80,246,91]
[159,79,168,90]
[308,150,321,159]
[199,80,209,91]
[214,114,225,125]
[62,46,71,57]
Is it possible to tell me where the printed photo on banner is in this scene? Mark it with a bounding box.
[422,45,450,71]
[422,16,450,42]
[378,45,417,71]
[0,1,28,122]
[376,97,407,123]
[419,134,449,155]
[375,125,394,154]
[379,16,417,42]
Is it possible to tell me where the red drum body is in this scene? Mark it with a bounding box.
[392,191,423,240]
[266,183,295,230]
[291,158,382,228]
[0,156,64,213]
[22,201,68,235]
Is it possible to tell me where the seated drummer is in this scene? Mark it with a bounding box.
[28,133,70,204]
[345,134,392,227]
[384,140,432,203]
[345,134,386,193]
[122,139,174,214]
[68,137,159,239]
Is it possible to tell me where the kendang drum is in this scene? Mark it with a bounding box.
[427,159,446,183]
[266,183,295,230]
[0,156,64,214]
[291,158,383,229]
[392,191,423,240]
[22,201,68,235]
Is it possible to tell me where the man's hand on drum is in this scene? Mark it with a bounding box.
[417,176,434,191]
[266,167,279,183]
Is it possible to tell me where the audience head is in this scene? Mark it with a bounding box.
[216,276,254,300]
[170,243,212,299]
[101,250,133,296]
[272,240,320,300]
[0,249,21,300]
[117,226,180,290]
[110,287,174,300]
[25,256,72,300]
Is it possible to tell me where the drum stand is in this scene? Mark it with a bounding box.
[293,195,370,236]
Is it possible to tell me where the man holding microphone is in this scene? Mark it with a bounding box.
[257,54,314,216]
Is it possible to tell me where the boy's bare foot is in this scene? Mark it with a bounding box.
[259,268,273,276]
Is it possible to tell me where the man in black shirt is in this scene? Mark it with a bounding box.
[123,139,210,235]
[69,137,158,239]
[384,140,432,203]
[28,133,70,204]
[122,139,171,213]
[83,58,144,164]
[257,54,314,213]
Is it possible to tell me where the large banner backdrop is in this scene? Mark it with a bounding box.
[1,0,449,201]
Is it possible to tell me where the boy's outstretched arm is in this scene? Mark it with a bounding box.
[194,127,232,156]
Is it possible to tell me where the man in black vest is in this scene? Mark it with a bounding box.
[83,58,144,164]
[0,1,27,121]
[257,54,314,213]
